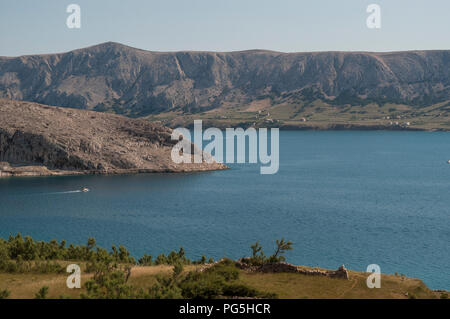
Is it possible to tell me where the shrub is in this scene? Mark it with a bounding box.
[205,262,239,281]
[0,289,10,299]
[245,238,293,266]
[138,254,153,266]
[222,283,259,297]
[192,255,215,265]
[1,234,135,270]
[179,260,270,299]
[35,286,49,299]
[179,271,224,299]
[82,259,135,299]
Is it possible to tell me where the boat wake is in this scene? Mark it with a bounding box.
[44,190,83,195]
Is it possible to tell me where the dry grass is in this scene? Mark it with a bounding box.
[0,273,89,299]
[0,264,201,299]
[239,271,438,299]
[0,263,443,299]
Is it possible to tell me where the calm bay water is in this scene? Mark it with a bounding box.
[0,131,449,289]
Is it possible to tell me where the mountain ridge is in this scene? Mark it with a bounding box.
[0,42,449,117]
[3,41,448,57]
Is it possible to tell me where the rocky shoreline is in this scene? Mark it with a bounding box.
[0,162,228,178]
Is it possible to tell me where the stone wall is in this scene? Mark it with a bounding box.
[235,259,349,280]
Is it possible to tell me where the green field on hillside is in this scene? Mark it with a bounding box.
[146,100,450,130]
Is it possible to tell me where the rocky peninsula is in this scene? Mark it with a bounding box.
[0,99,226,177]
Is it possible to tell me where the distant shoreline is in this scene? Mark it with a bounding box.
[277,124,445,132]
[167,122,449,132]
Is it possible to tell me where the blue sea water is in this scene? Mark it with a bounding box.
[0,131,449,289]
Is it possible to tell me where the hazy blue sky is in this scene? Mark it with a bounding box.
[0,0,449,56]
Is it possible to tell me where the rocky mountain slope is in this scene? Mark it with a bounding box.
[0,99,225,177]
[0,42,448,117]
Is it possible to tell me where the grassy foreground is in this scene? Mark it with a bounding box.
[0,263,443,299]
[0,235,447,299]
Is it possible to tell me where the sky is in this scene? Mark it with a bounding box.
[0,0,449,56]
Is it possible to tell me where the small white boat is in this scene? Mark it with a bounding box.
[81,187,90,192]
[447,160,450,164]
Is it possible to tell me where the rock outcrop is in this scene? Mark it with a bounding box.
[0,42,449,116]
[0,99,226,177]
